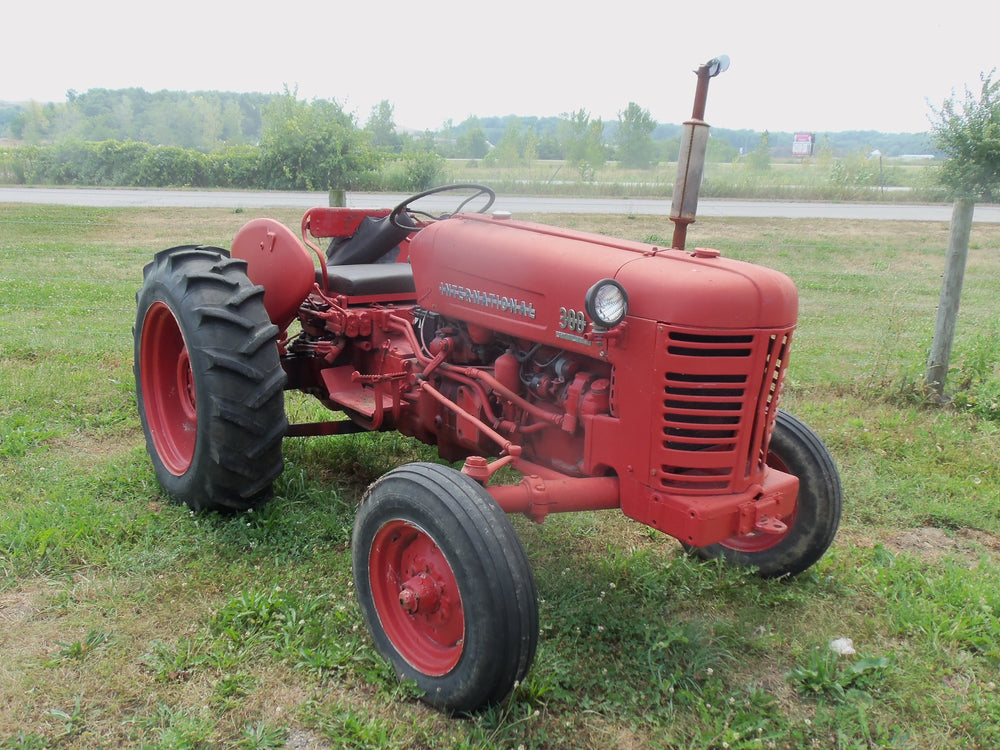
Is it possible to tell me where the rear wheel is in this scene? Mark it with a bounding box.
[686,410,842,578]
[133,246,287,512]
[352,463,538,713]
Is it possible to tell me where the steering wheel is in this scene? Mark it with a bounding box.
[389,183,496,230]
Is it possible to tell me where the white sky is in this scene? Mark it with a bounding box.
[3,0,997,135]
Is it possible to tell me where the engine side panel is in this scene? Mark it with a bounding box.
[410,214,625,355]
[408,213,798,352]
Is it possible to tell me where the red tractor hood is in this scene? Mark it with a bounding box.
[408,213,797,344]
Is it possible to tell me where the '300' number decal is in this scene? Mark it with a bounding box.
[558,307,587,333]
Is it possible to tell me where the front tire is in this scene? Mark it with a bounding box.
[352,463,538,713]
[686,410,842,578]
[133,246,287,512]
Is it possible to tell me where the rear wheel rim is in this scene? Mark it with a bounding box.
[141,301,196,475]
[718,452,797,553]
[368,519,465,676]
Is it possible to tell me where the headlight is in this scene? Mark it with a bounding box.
[584,279,629,328]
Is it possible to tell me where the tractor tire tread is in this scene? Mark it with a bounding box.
[685,410,842,578]
[353,462,538,714]
[135,245,286,513]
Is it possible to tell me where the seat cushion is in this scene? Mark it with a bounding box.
[320,264,416,296]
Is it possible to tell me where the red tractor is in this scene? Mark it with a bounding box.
[133,57,841,713]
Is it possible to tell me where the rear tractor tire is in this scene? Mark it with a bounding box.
[352,463,539,713]
[133,246,287,512]
[685,410,842,578]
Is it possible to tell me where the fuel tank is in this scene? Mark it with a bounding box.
[408,213,798,347]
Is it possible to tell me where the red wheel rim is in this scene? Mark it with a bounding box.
[140,301,197,475]
[368,519,465,676]
[719,452,797,553]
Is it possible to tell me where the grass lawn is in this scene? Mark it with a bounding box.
[1,203,999,749]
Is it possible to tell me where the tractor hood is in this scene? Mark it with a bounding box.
[408,213,797,347]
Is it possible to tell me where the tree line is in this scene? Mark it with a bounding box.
[0,87,933,191]
[7,88,269,150]
[0,90,444,191]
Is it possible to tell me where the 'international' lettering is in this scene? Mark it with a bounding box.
[439,282,536,319]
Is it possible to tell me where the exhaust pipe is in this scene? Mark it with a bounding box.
[670,55,730,251]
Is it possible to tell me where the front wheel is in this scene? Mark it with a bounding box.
[133,246,287,512]
[352,463,538,713]
[685,410,842,578]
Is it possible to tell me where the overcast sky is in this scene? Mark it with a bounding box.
[4,0,997,135]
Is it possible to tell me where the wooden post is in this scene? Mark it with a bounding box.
[925,197,975,397]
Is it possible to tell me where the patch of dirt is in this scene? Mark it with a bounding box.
[0,581,49,630]
[286,728,332,750]
[48,430,139,462]
[0,580,63,731]
[883,526,1000,566]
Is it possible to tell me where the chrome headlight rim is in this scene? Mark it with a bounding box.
[584,279,629,329]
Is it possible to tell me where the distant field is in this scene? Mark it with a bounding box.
[443,156,947,202]
[1,204,999,748]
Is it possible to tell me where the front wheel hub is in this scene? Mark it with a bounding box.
[398,573,441,614]
[368,519,465,675]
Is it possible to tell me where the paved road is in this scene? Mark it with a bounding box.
[3,186,999,223]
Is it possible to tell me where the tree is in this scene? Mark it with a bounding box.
[484,118,537,167]
[454,117,490,159]
[365,99,401,152]
[536,131,562,160]
[615,102,656,168]
[486,119,523,167]
[11,101,52,143]
[559,109,605,176]
[924,70,1000,397]
[745,131,772,171]
[260,90,380,191]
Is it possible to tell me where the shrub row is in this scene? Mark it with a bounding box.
[0,140,444,192]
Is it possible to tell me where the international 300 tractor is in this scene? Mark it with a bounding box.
[133,57,841,712]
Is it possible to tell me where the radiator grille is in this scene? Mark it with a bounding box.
[655,327,792,494]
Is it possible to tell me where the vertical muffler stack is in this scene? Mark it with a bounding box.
[670,55,730,251]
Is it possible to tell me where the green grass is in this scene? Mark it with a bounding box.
[2,204,1000,748]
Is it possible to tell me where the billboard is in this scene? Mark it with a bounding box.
[792,132,815,157]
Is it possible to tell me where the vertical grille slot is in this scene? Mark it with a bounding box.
[654,328,793,494]
[747,332,792,473]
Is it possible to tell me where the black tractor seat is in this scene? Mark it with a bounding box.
[318,263,416,297]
